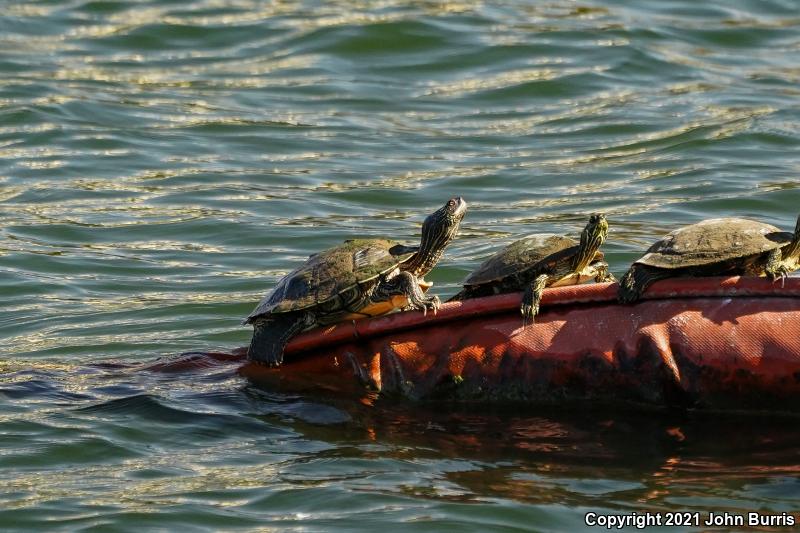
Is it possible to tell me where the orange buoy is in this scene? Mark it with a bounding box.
[232,277,800,410]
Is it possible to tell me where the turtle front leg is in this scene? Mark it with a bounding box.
[377,271,440,316]
[764,247,791,284]
[521,273,549,324]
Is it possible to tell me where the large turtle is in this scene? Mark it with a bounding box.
[245,197,467,366]
[449,213,612,322]
[618,215,800,304]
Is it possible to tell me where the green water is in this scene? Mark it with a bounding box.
[1,0,799,531]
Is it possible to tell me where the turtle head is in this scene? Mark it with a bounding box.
[404,197,467,277]
[573,213,609,271]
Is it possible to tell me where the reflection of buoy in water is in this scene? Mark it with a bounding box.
[238,277,800,410]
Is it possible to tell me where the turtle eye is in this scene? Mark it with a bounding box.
[448,199,455,207]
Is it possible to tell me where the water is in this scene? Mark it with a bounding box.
[1,0,799,530]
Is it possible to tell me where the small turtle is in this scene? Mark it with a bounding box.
[450,213,612,322]
[245,197,467,366]
[618,215,800,304]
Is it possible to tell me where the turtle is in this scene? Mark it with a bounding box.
[449,213,613,322]
[617,215,800,304]
[244,197,468,366]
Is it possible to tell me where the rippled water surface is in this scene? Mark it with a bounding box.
[2,0,800,530]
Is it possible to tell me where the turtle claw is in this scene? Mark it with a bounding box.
[520,303,538,326]
[405,295,439,317]
[422,295,440,317]
[768,265,790,287]
[779,267,789,288]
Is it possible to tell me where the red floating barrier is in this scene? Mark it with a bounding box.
[239,276,800,410]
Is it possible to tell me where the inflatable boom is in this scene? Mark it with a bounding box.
[240,277,800,410]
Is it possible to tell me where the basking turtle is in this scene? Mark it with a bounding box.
[245,197,467,366]
[450,213,612,322]
[618,215,800,304]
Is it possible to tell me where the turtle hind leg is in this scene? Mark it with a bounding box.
[617,264,669,304]
[377,271,439,315]
[593,263,616,283]
[247,312,307,367]
[599,271,617,283]
[521,273,549,324]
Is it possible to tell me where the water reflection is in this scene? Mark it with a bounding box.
[250,383,800,510]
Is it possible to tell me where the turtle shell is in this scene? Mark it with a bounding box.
[635,218,793,270]
[247,239,414,319]
[464,234,601,286]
